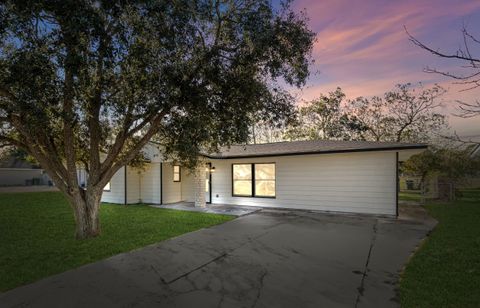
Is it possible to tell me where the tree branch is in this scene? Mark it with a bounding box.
[101,112,167,188]
[406,26,480,63]
[63,51,79,193]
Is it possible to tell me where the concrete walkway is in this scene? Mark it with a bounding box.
[150,202,261,216]
[0,208,435,308]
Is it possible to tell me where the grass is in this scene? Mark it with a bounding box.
[400,189,480,307]
[0,191,233,292]
[399,191,422,202]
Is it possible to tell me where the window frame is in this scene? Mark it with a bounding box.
[173,165,181,182]
[232,163,276,198]
[232,163,254,197]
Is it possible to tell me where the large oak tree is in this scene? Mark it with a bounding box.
[0,1,314,239]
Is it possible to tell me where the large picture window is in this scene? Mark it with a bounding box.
[232,163,275,198]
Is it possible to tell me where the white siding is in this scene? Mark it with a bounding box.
[181,169,195,202]
[139,163,161,204]
[101,166,126,204]
[209,151,397,215]
[162,163,182,204]
[126,166,141,204]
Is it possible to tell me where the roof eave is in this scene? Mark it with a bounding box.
[203,144,428,160]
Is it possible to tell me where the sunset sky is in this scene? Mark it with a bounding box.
[287,0,480,139]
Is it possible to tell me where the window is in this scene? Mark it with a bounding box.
[255,163,276,197]
[173,165,181,182]
[233,164,253,196]
[232,163,275,198]
[103,182,111,191]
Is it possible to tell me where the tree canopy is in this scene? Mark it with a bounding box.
[282,83,447,143]
[347,83,447,143]
[0,0,315,238]
[284,87,364,141]
[403,145,480,186]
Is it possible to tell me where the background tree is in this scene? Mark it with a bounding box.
[402,149,440,186]
[347,83,447,143]
[403,145,480,189]
[284,87,365,141]
[407,26,480,119]
[0,1,315,239]
[249,89,296,144]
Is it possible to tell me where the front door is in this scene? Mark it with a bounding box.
[205,163,212,204]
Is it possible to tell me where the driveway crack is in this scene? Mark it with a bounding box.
[164,225,279,285]
[166,252,228,284]
[355,219,378,307]
[252,270,267,308]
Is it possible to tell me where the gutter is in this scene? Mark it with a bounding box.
[396,152,399,218]
[124,166,127,205]
[201,145,428,160]
[160,162,163,205]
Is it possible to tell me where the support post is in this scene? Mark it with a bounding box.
[194,164,206,208]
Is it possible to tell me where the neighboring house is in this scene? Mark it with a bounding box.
[462,144,480,189]
[101,140,426,216]
[0,155,52,186]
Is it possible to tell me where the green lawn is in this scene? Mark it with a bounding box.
[0,191,233,291]
[399,191,422,202]
[400,189,480,307]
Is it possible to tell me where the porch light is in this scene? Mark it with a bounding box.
[205,166,216,172]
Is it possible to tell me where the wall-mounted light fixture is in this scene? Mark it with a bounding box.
[205,166,216,173]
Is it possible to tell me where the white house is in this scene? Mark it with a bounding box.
[101,140,427,216]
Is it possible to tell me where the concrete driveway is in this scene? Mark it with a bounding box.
[0,209,435,308]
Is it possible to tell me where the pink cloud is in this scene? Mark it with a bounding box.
[287,0,480,137]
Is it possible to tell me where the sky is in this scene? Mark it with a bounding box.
[285,0,480,139]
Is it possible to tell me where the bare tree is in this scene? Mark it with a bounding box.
[347,83,448,143]
[406,26,480,118]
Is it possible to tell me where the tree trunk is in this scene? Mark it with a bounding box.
[70,190,101,239]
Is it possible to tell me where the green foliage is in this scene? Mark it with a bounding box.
[0,1,314,238]
[0,191,233,291]
[282,83,447,143]
[403,147,480,183]
[400,190,480,307]
[0,0,315,186]
[284,87,365,141]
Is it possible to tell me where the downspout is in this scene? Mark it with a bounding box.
[396,152,399,218]
[124,165,128,205]
[160,162,163,205]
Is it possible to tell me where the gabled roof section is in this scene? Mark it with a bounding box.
[0,156,40,169]
[204,140,428,159]
[470,144,480,158]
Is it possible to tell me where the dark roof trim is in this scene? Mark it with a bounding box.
[202,145,428,160]
[470,144,480,157]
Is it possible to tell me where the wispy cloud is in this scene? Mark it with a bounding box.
[287,0,480,136]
